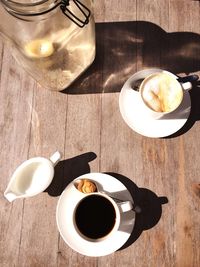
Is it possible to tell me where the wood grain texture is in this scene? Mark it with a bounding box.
[0,0,200,267]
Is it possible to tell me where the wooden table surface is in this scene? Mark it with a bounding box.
[0,0,200,266]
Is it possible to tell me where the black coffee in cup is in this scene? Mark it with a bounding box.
[74,195,116,240]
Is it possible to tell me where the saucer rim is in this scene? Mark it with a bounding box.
[56,172,135,257]
[119,68,191,138]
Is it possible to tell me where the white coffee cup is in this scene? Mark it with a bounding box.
[73,192,133,242]
[4,151,61,202]
[138,70,192,118]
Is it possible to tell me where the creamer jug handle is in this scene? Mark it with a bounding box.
[49,151,62,167]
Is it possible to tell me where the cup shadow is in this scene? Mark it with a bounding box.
[106,172,168,250]
[47,167,168,249]
[45,152,97,196]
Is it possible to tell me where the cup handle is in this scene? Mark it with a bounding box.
[117,201,133,212]
[49,151,62,166]
[177,74,199,83]
[181,81,192,91]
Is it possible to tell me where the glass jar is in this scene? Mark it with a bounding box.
[0,0,95,91]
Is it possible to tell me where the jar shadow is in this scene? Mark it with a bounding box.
[62,21,200,95]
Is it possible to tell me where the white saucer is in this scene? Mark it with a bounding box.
[56,173,135,257]
[119,69,191,138]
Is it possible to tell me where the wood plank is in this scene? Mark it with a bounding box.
[18,88,67,267]
[57,92,101,267]
[165,0,200,75]
[169,1,200,267]
[0,43,34,267]
[133,2,176,267]
[99,1,175,267]
[99,1,138,267]
[136,0,169,70]
[94,0,137,22]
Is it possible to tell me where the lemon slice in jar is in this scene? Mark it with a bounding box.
[24,39,54,58]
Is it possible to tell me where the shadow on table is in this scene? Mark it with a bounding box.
[105,173,168,250]
[45,152,97,196]
[61,21,200,136]
[47,166,168,248]
[61,21,200,95]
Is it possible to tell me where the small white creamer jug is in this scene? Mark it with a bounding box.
[4,151,61,202]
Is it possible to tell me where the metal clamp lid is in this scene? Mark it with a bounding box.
[60,0,90,28]
[2,0,91,28]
